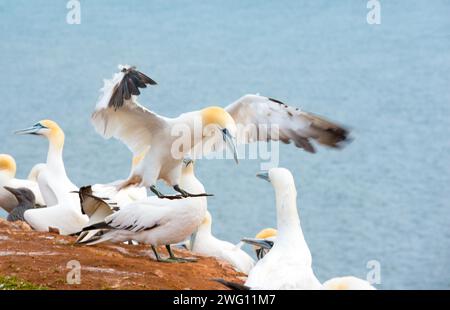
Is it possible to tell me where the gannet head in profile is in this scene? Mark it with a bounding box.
[3,186,36,206]
[242,228,278,260]
[256,168,296,192]
[201,107,239,164]
[0,154,16,183]
[15,120,65,149]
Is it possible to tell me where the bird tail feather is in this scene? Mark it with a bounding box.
[212,279,250,290]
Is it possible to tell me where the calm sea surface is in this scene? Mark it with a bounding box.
[0,1,449,289]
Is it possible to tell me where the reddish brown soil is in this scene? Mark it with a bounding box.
[0,219,244,290]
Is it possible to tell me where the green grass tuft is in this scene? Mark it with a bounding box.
[0,275,48,290]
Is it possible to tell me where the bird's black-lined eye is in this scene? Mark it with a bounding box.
[33,123,46,129]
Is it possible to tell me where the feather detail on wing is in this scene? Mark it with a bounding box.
[83,201,169,234]
[78,186,115,222]
[91,65,167,155]
[225,94,350,153]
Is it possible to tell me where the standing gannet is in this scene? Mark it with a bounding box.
[91,65,239,199]
[15,120,88,234]
[4,187,39,222]
[216,168,322,290]
[0,154,45,213]
[15,120,78,206]
[190,211,255,274]
[242,228,278,260]
[242,226,375,289]
[79,159,207,262]
[245,168,322,289]
[14,120,147,234]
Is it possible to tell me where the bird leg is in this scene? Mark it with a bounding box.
[173,185,214,198]
[151,245,195,263]
[149,185,184,200]
[166,245,197,263]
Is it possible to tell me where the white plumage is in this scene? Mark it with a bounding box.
[210,94,349,154]
[15,120,146,235]
[91,66,240,198]
[0,154,45,213]
[322,276,375,290]
[244,168,322,290]
[236,169,375,290]
[191,211,255,274]
[80,160,207,262]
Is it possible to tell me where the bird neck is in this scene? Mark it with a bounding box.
[196,219,212,236]
[179,172,206,194]
[173,111,205,151]
[0,170,14,185]
[274,186,304,243]
[46,133,66,174]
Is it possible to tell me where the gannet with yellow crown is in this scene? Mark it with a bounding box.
[215,168,321,289]
[238,168,322,289]
[15,120,87,234]
[0,154,45,213]
[245,228,376,290]
[241,228,278,260]
[91,65,239,199]
[241,231,376,289]
[15,120,147,234]
[191,210,255,274]
[15,120,77,206]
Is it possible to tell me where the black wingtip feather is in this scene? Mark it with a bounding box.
[82,221,111,232]
[269,96,351,149]
[108,67,157,109]
[268,97,288,107]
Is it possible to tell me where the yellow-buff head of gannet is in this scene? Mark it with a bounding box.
[15,119,65,149]
[241,227,278,260]
[255,227,278,240]
[0,154,17,183]
[201,107,239,164]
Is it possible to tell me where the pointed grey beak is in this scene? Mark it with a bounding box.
[256,172,270,182]
[3,186,20,197]
[222,128,239,164]
[14,123,45,135]
[241,238,274,250]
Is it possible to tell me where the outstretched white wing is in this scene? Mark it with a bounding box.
[91,65,168,155]
[225,94,349,153]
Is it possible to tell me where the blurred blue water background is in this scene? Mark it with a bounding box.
[0,1,449,289]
